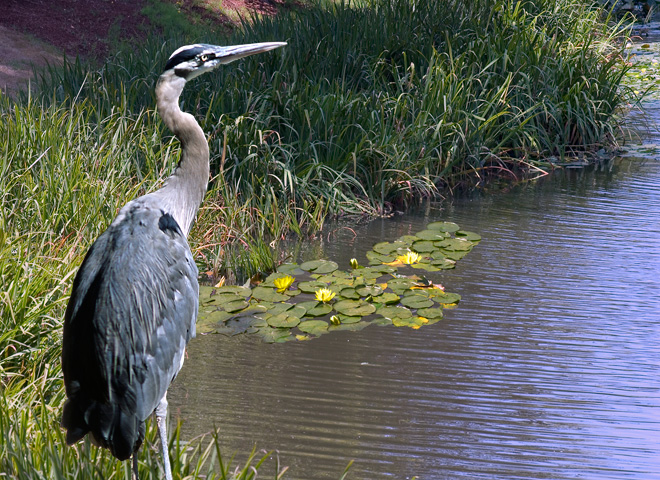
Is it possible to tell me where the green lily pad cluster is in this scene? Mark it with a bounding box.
[367,221,479,270]
[197,222,479,342]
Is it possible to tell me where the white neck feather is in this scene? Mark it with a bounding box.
[153,72,210,237]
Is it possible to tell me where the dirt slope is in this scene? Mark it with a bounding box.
[0,0,150,95]
[0,0,286,96]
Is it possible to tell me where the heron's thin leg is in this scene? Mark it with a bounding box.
[131,453,139,480]
[156,395,173,480]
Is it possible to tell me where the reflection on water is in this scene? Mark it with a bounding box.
[170,117,660,480]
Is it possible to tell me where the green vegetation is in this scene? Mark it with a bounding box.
[198,221,477,342]
[624,40,660,101]
[0,0,634,477]
[140,0,227,38]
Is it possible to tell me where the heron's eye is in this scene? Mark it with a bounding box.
[199,54,209,62]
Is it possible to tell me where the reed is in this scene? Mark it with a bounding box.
[28,0,632,213]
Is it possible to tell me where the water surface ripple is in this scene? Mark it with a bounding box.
[171,124,660,479]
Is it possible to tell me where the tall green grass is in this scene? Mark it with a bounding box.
[0,0,632,477]
[30,0,632,216]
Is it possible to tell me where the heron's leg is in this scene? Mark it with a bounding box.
[156,395,173,480]
[131,453,139,480]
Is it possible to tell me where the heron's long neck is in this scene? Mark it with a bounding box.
[154,74,210,237]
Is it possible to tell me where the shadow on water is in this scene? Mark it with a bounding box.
[169,37,660,480]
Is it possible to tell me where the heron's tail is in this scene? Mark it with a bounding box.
[61,397,145,461]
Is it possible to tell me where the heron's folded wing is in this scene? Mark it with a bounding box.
[63,201,198,423]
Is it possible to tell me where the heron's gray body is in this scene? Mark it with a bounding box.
[61,196,197,460]
[60,40,286,479]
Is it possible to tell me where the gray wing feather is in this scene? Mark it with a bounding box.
[62,200,197,459]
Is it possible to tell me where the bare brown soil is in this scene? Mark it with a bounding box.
[0,0,287,96]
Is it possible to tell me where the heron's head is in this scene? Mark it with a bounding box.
[163,42,287,81]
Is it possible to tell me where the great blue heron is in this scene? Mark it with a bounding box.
[61,41,286,480]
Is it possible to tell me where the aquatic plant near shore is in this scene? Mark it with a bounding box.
[197,221,478,342]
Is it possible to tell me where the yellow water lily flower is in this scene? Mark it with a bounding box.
[315,287,336,303]
[214,276,226,288]
[350,258,359,269]
[273,275,295,293]
[397,250,421,265]
[330,315,341,325]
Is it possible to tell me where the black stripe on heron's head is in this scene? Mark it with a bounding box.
[163,44,213,73]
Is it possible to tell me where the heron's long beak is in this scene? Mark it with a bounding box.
[212,42,287,65]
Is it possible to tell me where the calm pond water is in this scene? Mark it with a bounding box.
[170,83,660,480]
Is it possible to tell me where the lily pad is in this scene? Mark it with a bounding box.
[366,251,396,264]
[378,306,413,320]
[267,314,301,328]
[208,292,244,304]
[372,317,393,326]
[329,321,371,332]
[196,310,234,334]
[411,240,436,252]
[288,305,308,318]
[398,235,420,244]
[411,287,444,298]
[415,229,450,241]
[355,285,383,297]
[374,292,401,305]
[251,286,289,302]
[306,303,333,317]
[436,238,474,251]
[256,327,292,343]
[262,302,292,316]
[360,264,392,278]
[442,251,471,261]
[300,259,339,274]
[210,285,252,297]
[298,280,328,293]
[372,241,408,255]
[336,314,362,324]
[416,307,444,319]
[431,258,456,269]
[411,263,441,272]
[387,277,416,294]
[400,295,434,309]
[351,276,367,287]
[298,281,329,293]
[222,315,262,335]
[317,275,353,286]
[392,316,428,328]
[318,270,353,282]
[298,320,329,335]
[365,264,398,274]
[433,292,462,304]
[297,300,322,312]
[340,287,360,299]
[333,299,376,316]
[456,230,482,241]
[277,263,305,276]
[427,221,460,232]
[224,299,249,313]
